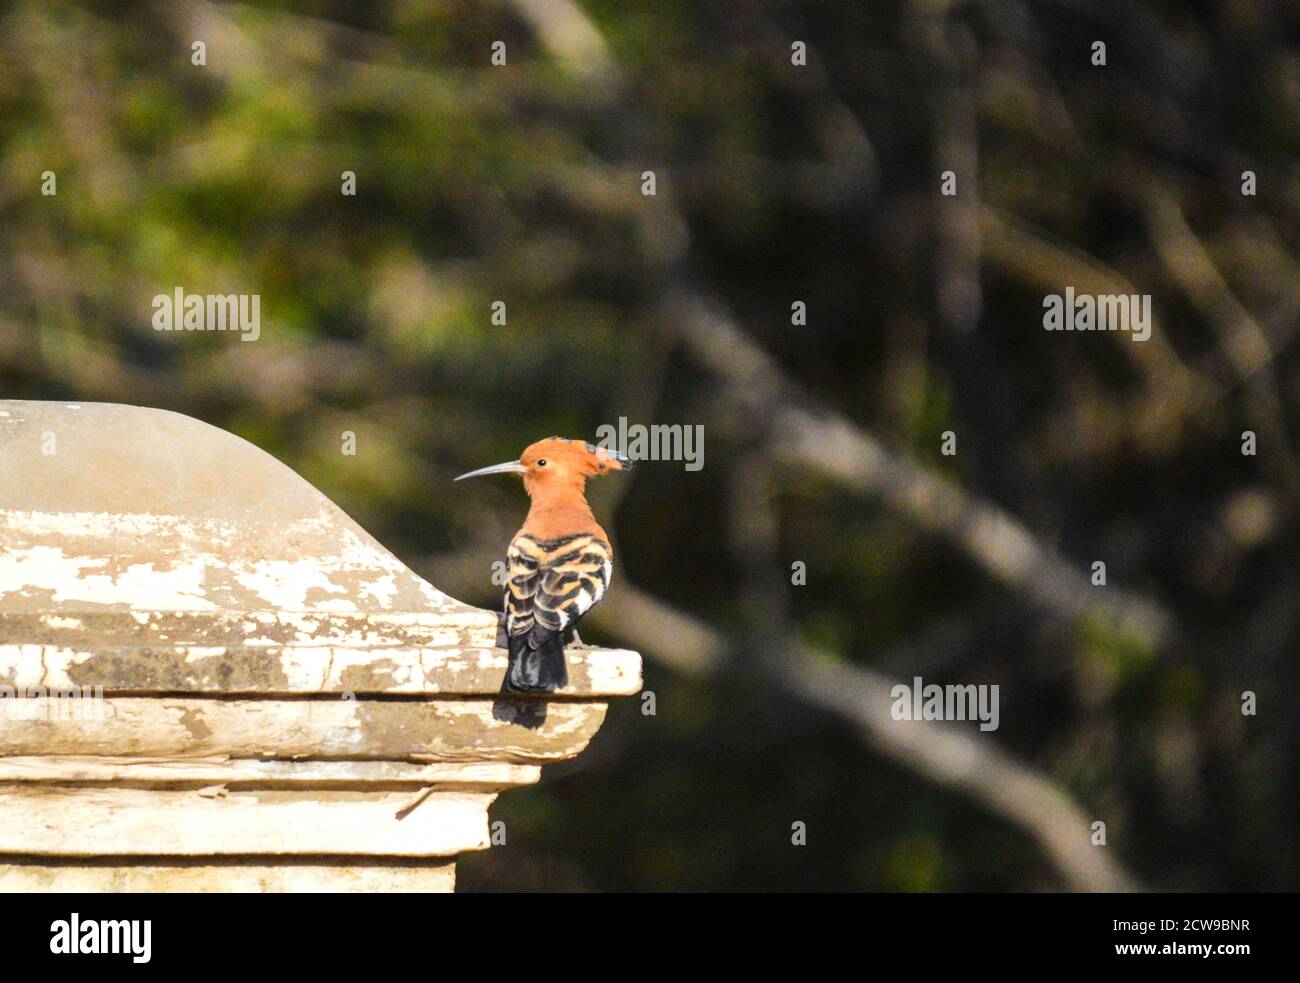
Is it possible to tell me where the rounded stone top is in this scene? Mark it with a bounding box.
[0,400,491,624]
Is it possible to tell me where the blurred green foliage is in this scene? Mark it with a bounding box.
[2,0,1298,890]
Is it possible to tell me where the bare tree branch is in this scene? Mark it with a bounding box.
[658,288,1175,650]
[592,577,1138,893]
[1145,189,1300,501]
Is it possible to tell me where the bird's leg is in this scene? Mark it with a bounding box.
[564,626,585,647]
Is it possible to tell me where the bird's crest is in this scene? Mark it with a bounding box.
[525,436,632,475]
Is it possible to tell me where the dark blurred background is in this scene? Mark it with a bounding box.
[2,0,1299,890]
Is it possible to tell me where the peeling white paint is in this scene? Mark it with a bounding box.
[0,511,487,617]
[232,560,347,610]
[0,547,216,611]
[0,645,92,690]
[359,574,398,607]
[3,510,247,544]
[275,647,338,690]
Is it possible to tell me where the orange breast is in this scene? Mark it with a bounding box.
[521,504,609,547]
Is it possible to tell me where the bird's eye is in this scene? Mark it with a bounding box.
[537,459,548,467]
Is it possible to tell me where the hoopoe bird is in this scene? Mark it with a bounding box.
[456,437,631,692]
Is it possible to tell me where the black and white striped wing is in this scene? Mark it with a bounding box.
[505,533,612,642]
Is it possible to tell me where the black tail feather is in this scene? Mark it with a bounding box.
[506,630,568,692]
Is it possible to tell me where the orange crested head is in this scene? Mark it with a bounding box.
[454,437,631,497]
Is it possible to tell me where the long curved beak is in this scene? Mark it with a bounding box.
[454,460,529,481]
